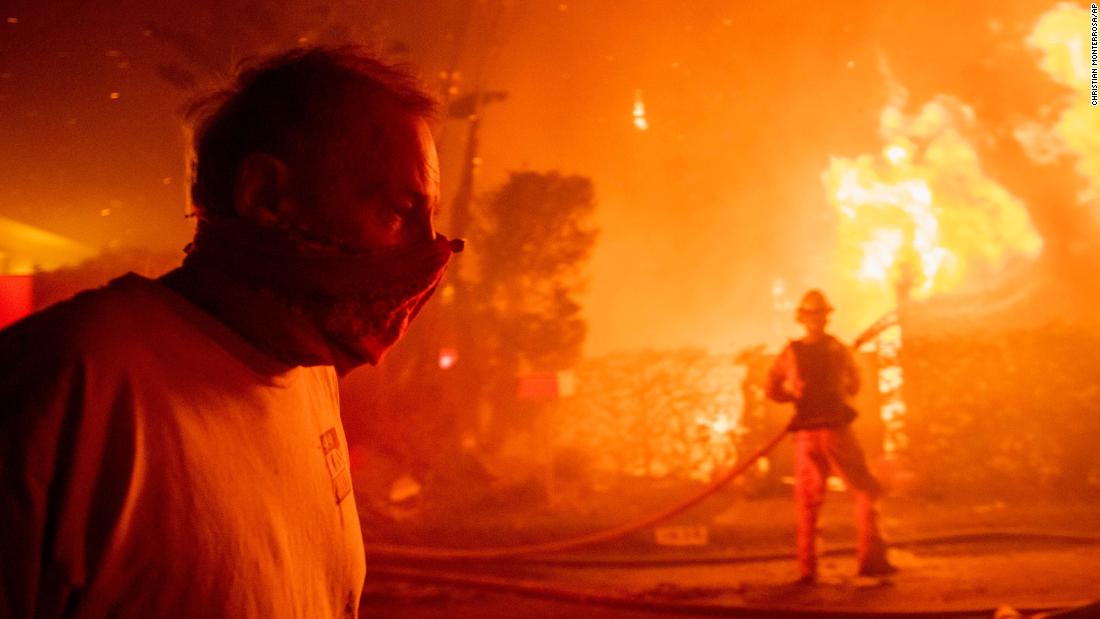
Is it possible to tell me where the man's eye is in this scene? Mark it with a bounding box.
[383,208,404,226]
[389,204,413,226]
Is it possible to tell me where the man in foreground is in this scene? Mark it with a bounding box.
[0,46,461,617]
[765,289,896,584]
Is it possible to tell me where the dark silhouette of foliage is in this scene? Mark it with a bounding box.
[426,170,599,455]
[471,171,598,381]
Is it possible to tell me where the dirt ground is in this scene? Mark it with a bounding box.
[359,494,1100,618]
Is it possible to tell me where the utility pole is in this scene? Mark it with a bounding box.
[437,0,510,446]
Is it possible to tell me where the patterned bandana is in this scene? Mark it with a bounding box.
[184,216,462,366]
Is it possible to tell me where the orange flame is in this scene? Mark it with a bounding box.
[1026,4,1100,212]
[822,97,1043,332]
[632,89,649,131]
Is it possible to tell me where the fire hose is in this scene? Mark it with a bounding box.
[362,320,1100,616]
[365,324,889,562]
[362,420,1100,618]
[364,424,790,560]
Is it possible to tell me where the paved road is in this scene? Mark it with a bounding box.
[362,540,1100,618]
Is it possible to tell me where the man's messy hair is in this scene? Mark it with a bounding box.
[186,46,437,220]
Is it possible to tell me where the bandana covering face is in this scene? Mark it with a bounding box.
[185,216,462,366]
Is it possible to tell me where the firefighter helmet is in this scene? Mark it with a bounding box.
[797,289,833,314]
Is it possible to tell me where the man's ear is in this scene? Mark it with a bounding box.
[233,153,292,224]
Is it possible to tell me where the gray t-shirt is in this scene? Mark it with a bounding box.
[0,274,364,618]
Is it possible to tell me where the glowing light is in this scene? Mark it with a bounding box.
[858,228,903,282]
[439,283,455,304]
[756,457,770,474]
[695,413,731,435]
[438,347,458,370]
[884,144,908,165]
[388,475,421,504]
[632,89,648,131]
[771,277,793,314]
[109,92,120,100]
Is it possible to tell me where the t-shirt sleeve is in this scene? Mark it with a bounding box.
[0,312,93,619]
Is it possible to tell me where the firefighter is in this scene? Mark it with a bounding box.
[765,289,897,583]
